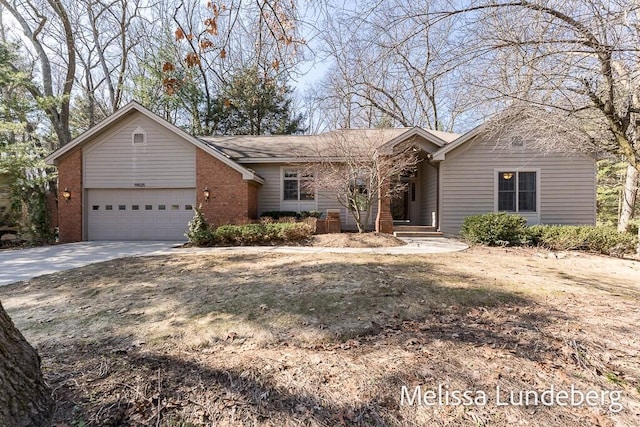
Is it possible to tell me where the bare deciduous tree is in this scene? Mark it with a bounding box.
[306,129,421,232]
[309,0,473,132]
[431,0,640,235]
[71,0,151,129]
[1,0,76,148]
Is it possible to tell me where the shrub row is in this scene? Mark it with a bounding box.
[186,209,314,246]
[260,210,322,220]
[461,212,638,256]
[528,224,637,255]
[214,222,314,245]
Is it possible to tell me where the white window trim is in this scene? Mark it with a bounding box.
[493,168,541,224]
[132,126,147,146]
[280,167,318,211]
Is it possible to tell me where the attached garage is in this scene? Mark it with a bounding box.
[80,110,197,241]
[86,189,195,240]
[46,102,263,243]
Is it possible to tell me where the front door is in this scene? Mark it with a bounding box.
[391,176,419,224]
[391,186,409,221]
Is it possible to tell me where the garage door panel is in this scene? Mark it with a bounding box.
[87,189,195,241]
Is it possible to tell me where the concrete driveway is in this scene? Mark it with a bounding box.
[0,241,180,286]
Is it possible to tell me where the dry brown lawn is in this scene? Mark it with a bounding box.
[1,246,639,426]
[309,233,405,248]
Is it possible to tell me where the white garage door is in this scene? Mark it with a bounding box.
[87,189,195,241]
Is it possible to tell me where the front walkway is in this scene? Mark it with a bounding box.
[1,237,468,286]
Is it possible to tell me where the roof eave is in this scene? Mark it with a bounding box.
[235,156,346,164]
[432,125,485,160]
[377,126,447,155]
[45,102,141,165]
[45,101,262,183]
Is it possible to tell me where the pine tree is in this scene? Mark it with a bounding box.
[211,67,305,135]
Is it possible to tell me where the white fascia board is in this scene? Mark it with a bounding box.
[432,125,484,161]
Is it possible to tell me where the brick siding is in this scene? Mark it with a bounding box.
[375,181,394,234]
[196,148,257,226]
[57,148,83,242]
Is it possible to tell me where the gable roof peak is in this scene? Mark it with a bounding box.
[44,100,262,183]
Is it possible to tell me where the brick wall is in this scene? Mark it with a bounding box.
[196,148,257,226]
[57,148,83,242]
[375,181,394,234]
[247,182,259,220]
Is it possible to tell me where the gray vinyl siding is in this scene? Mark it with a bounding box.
[246,164,282,214]
[325,195,378,231]
[84,113,195,188]
[246,162,378,230]
[439,136,596,234]
[539,159,597,224]
[419,162,438,226]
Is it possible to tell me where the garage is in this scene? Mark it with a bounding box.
[86,189,195,241]
[45,102,262,243]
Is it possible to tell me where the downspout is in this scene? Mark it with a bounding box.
[435,161,441,231]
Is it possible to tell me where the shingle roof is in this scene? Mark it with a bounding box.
[200,128,460,162]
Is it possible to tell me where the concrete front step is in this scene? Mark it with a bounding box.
[394,225,438,232]
[394,231,444,238]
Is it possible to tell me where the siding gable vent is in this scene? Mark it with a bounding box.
[132,126,147,145]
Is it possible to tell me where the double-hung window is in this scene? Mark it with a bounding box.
[498,171,537,212]
[283,170,315,201]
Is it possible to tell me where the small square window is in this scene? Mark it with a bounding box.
[171,204,179,210]
[132,126,147,145]
[133,133,145,144]
[185,204,193,210]
[105,205,113,210]
[511,136,524,148]
[132,205,139,210]
[92,205,99,210]
[158,205,166,210]
[119,205,126,210]
[145,205,153,210]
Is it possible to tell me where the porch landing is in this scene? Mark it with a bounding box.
[393,225,444,238]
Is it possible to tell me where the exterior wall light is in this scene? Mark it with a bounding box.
[62,188,71,203]
[203,187,210,202]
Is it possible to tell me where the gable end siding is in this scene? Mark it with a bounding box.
[83,112,196,188]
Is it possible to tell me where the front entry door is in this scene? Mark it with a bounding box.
[391,176,419,224]
[391,186,409,221]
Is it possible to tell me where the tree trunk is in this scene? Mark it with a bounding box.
[618,164,638,232]
[0,301,52,426]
